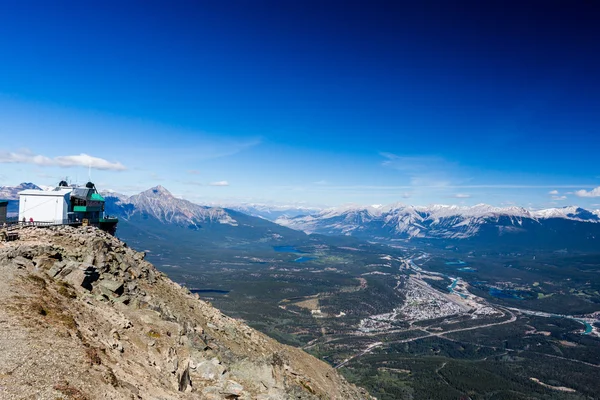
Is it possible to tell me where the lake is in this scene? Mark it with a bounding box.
[294,256,315,263]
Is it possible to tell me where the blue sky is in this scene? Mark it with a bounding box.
[0,1,599,208]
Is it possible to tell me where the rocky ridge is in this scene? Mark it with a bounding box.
[0,182,41,200]
[104,186,237,227]
[0,226,371,400]
[276,204,600,240]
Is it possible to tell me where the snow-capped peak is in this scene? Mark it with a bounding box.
[276,202,600,240]
[532,206,599,222]
[105,186,237,226]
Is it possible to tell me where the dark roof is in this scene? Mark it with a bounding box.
[71,188,92,200]
[0,200,8,206]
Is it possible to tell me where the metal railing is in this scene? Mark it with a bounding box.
[2,219,83,231]
[2,216,117,233]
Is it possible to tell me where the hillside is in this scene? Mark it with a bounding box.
[0,226,372,400]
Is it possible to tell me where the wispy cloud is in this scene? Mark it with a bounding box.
[290,184,593,191]
[0,149,126,171]
[452,193,471,198]
[209,181,229,186]
[163,137,262,161]
[187,170,201,175]
[575,187,600,198]
[380,153,463,187]
[548,189,566,200]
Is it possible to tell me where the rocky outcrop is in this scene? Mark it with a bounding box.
[0,226,373,400]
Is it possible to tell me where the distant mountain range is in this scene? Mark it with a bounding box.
[3,182,600,250]
[209,203,322,221]
[276,203,600,250]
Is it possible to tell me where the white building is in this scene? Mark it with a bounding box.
[18,188,73,223]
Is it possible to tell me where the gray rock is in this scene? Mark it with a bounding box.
[178,362,192,392]
[112,295,130,305]
[221,380,244,397]
[98,279,124,295]
[194,358,226,381]
[12,256,34,269]
[56,261,80,279]
[83,253,95,265]
[63,264,100,291]
[46,261,66,278]
[33,256,57,270]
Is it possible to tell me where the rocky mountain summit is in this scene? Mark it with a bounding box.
[0,226,371,400]
[0,182,41,200]
[104,186,237,227]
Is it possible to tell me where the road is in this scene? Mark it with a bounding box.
[334,309,517,369]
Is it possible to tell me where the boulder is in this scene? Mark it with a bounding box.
[177,362,192,392]
[221,380,244,397]
[46,261,66,278]
[12,256,34,269]
[98,279,124,296]
[113,295,130,305]
[63,264,100,290]
[194,358,226,381]
[33,256,57,270]
[56,261,80,279]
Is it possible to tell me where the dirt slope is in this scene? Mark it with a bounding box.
[0,226,373,400]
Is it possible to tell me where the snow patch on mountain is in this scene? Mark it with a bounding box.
[532,206,600,222]
[211,203,322,221]
[0,182,41,200]
[104,186,237,226]
[276,204,600,240]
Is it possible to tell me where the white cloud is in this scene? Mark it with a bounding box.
[551,195,567,201]
[0,149,126,171]
[548,190,559,195]
[452,193,471,198]
[209,181,229,186]
[574,187,600,198]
